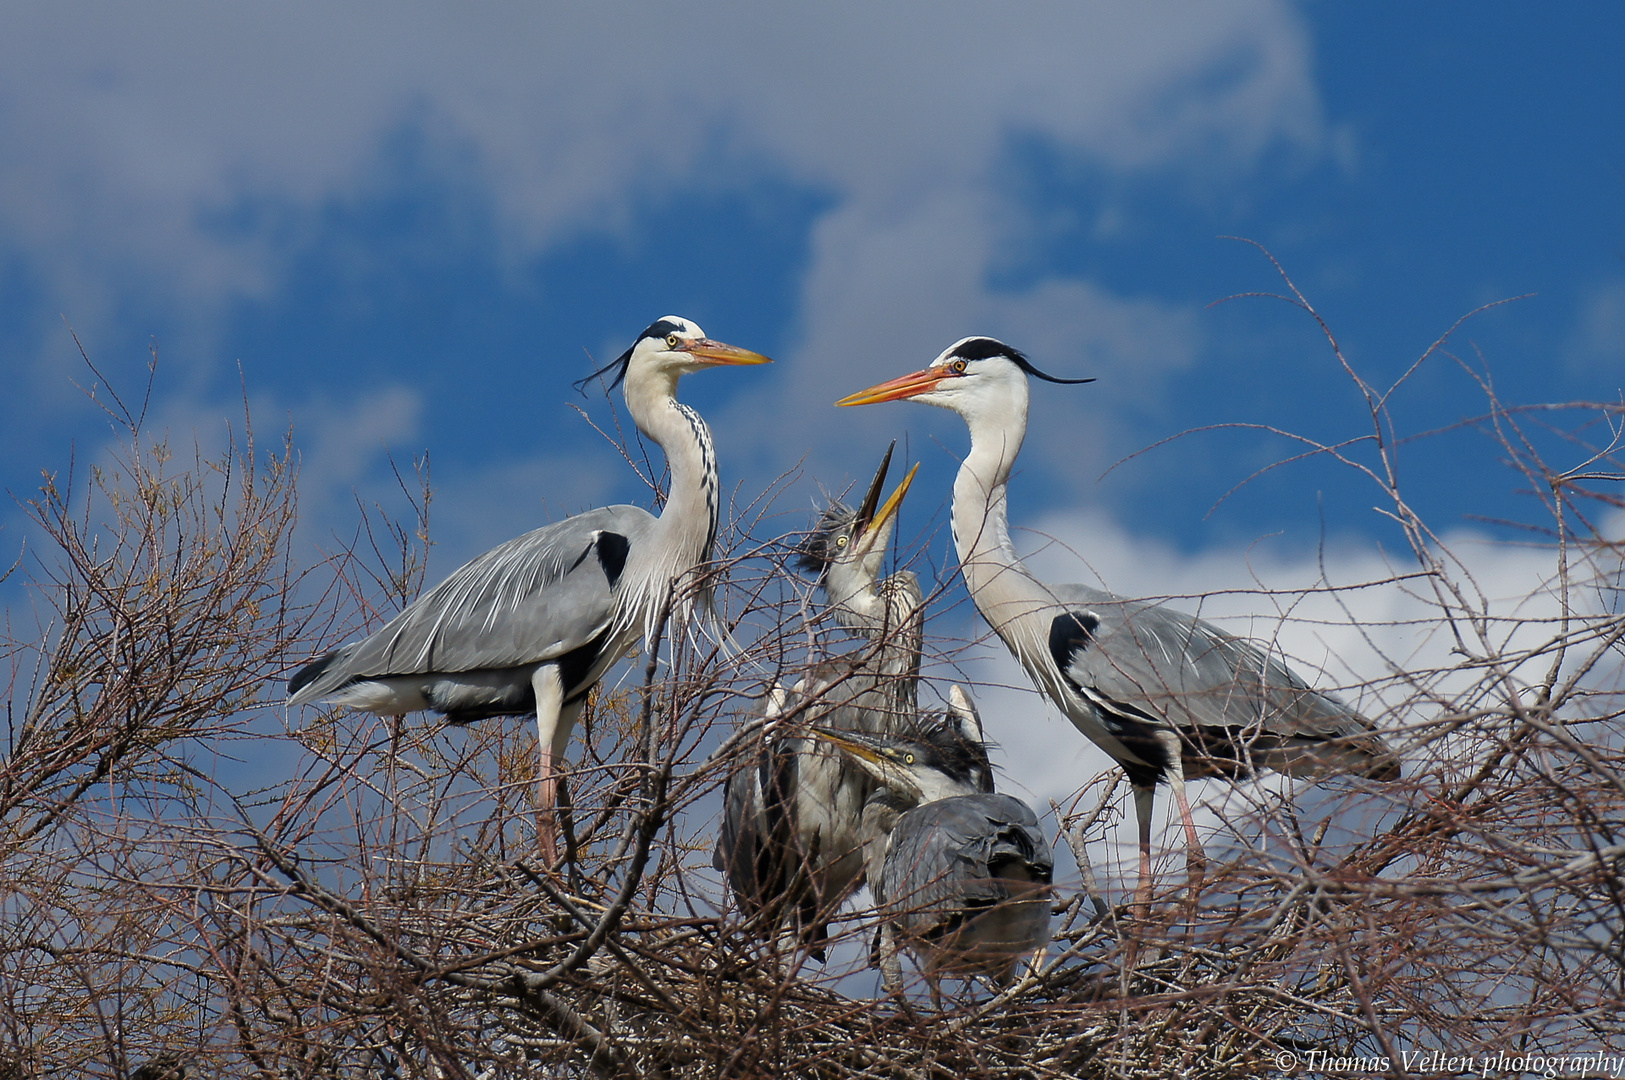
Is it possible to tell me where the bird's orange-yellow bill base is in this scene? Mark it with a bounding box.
[807,727,884,764]
[681,339,773,366]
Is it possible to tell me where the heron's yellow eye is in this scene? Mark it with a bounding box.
[666,334,682,349]
[950,359,969,374]
[904,753,916,765]
[836,535,848,547]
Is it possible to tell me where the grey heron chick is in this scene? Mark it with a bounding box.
[837,337,1399,909]
[288,316,770,863]
[812,688,1054,994]
[713,445,922,959]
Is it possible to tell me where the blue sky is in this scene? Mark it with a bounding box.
[3,3,1620,566]
[1,4,1621,843]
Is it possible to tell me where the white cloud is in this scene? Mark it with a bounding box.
[0,2,1321,383]
[0,1,1334,579]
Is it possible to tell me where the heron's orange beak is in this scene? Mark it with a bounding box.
[807,728,924,799]
[680,339,773,366]
[835,366,949,406]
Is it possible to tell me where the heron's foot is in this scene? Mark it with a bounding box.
[879,977,917,1019]
[878,926,905,997]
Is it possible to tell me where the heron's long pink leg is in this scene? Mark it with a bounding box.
[1154,730,1205,895]
[531,665,568,865]
[1131,783,1157,918]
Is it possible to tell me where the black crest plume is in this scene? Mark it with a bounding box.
[908,710,995,793]
[950,336,1096,386]
[572,318,687,396]
[795,501,854,579]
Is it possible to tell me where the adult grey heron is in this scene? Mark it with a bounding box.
[836,336,1399,907]
[287,316,770,862]
[813,688,1054,998]
[713,445,922,958]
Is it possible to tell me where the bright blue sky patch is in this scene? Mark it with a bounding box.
[1,1,1620,592]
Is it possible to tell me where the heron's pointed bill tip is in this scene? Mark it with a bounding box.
[835,368,942,407]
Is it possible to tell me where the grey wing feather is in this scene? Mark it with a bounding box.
[292,505,653,702]
[880,794,1052,920]
[1052,583,1377,743]
[714,742,774,901]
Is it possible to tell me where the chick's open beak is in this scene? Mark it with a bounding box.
[858,463,918,548]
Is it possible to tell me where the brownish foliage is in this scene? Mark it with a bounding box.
[3,283,1622,1078]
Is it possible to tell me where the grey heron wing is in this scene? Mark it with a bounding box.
[715,742,770,897]
[715,735,808,917]
[1048,584,1374,740]
[880,794,1052,916]
[334,505,653,678]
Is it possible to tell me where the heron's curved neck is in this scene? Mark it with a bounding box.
[836,572,923,690]
[622,366,719,634]
[950,386,1055,647]
[823,566,922,715]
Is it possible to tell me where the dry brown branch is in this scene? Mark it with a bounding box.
[5,283,1624,1076]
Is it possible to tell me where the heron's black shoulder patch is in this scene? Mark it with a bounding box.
[594,531,631,588]
[1048,611,1100,680]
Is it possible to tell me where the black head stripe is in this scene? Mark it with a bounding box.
[949,337,1019,363]
[641,317,686,342]
[950,336,1096,385]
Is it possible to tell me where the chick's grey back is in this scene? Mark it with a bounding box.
[878,793,1052,920]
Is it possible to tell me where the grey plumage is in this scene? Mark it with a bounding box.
[131,1052,189,1080]
[713,446,922,957]
[288,316,770,862]
[879,793,1053,983]
[812,694,1054,992]
[288,505,649,723]
[1048,587,1399,785]
[838,336,1399,906]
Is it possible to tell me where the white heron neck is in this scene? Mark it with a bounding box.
[621,366,719,637]
[951,393,1033,597]
[913,769,984,805]
[950,385,1061,675]
[827,569,919,634]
